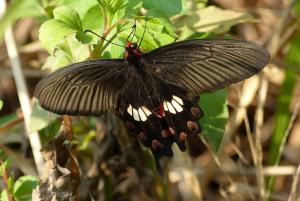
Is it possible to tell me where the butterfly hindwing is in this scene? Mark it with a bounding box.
[117,81,203,170]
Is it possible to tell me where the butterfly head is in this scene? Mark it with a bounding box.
[125,42,143,59]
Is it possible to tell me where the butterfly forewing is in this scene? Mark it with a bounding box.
[142,39,270,96]
[35,59,127,116]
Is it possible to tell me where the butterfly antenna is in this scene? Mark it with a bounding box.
[127,19,137,42]
[84,30,125,48]
[138,16,148,47]
[131,19,137,41]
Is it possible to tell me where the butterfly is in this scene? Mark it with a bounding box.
[35,38,270,171]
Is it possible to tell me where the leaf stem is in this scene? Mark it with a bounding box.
[1,161,15,201]
[92,19,130,58]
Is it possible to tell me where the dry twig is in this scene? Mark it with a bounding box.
[0,0,44,175]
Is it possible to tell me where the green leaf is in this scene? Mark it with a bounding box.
[196,6,255,33]
[7,177,14,193]
[104,37,125,58]
[39,6,87,53]
[0,100,3,110]
[122,0,143,18]
[195,0,207,8]
[269,34,300,165]
[294,0,300,14]
[146,9,170,20]
[186,32,217,40]
[42,51,72,71]
[175,6,255,34]
[0,158,12,176]
[119,17,177,52]
[65,35,90,61]
[266,33,299,195]
[143,0,184,17]
[53,6,82,31]
[42,34,89,70]
[97,0,126,19]
[182,0,207,12]
[0,113,17,127]
[79,130,96,150]
[104,0,143,20]
[53,0,99,18]
[0,191,9,201]
[39,19,77,53]
[199,89,228,151]
[0,0,42,43]
[0,161,5,177]
[81,4,104,34]
[14,176,38,201]
[29,102,58,133]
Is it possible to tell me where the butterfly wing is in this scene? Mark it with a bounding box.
[34,59,126,116]
[141,39,270,96]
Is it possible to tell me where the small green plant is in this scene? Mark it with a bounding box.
[0,157,38,201]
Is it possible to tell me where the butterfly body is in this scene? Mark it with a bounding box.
[35,39,269,171]
[118,47,200,168]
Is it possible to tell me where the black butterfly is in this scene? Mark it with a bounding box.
[35,39,269,171]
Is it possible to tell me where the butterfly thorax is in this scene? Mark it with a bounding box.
[125,42,143,66]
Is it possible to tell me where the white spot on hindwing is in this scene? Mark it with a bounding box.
[126,95,184,120]
[138,108,147,121]
[132,108,140,121]
[142,106,151,116]
[126,104,152,122]
[171,99,183,112]
[163,102,168,111]
[163,95,184,114]
[167,102,176,114]
[127,104,133,116]
[173,95,183,105]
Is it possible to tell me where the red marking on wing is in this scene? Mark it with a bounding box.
[154,103,165,118]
